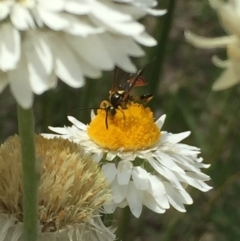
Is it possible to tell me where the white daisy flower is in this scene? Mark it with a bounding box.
[0,0,166,109]
[0,135,115,241]
[46,103,212,218]
[185,0,240,91]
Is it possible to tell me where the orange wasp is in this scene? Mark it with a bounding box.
[101,61,154,129]
[70,59,154,129]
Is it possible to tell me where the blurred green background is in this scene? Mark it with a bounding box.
[1,0,240,240]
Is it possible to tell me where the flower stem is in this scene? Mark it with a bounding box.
[17,105,38,241]
[116,207,131,241]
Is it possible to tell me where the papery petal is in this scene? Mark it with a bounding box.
[0,3,11,20]
[147,175,169,209]
[164,131,191,144]
[155,114,166,129]
[212,63,240,90]
[65,0,90,14]
[8,59,33,109]
[37,7,69,30]
[126,182,143,218]
[104,203,117,214]
[117,160,133,185]
[142,191,166,213]
[155,151,185,174]
[102,163,118,183]
[38,0,65,11]
[68,116,87,130]
[133,31,157,46]
[66,34,114,70]
[132,166,149,190]
[50,36,85,88]
[148,157,184,190]
[111,179,128,203]
[163,182,186,212]
[0,24,20,71]
[23,33,53,94]
[185,31,238,48]
[11,4,35,30]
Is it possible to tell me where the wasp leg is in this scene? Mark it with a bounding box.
[140,94,153,105]
[131,94,153,105]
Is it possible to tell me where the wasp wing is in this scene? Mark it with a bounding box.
[111,66,130,93]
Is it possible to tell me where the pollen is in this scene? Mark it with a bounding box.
[87,103,161,151]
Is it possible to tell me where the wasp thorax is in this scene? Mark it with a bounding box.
[109,90,125,106]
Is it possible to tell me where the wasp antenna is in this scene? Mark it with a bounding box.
[138,57,156,75]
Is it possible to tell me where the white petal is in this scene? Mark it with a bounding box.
[163,182,186,212]
[11,4,35,30]
[51,36,85,88]
[106,151,118,161]
[155,114,166,129]
[102,163,118,183]
[212,55,229,68]
[99,33,141,73]
[38,0,65,11]
[90,0,132,22]
[74,55,102,78]
[0,24,20,71]
[212,63,240,90]
[12,224,23,241]
[66,34,114,70]
[132,166,149,190]
[126,182,143,218]
[148,157,184,190]
[8,59,33,109]
[103,203,117,214]
[175,173,211,192]
[164,131,191,144]
[146,8,167,16]
[91,110,96,120]
[111,179,128,203]
[66,16,103,36]
[142,191,166,213]
[155,151,185,174]
[185,31,238,48]
[117,160,133,185]
[65,0,90,14]
[107,21,144,35]
[0,3,11,20]
[133,31,157,46]
[68,116,87,130]
[48,126,68,135]
[23,33,53,94]
[2,218,15,233]
[147,175,169,209]
[37,7,69,30]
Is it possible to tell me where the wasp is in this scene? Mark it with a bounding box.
[70,60,154,129]
[101,61,154,129]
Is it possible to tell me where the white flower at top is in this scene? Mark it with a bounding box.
[46,103,212,218]
[0,0,166,109]
[185,0,240,91]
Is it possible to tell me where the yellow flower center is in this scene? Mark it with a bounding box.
[87,103,161,151]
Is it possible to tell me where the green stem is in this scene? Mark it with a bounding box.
[116,207,131,241]
[147,0,176,103]
[17,105,38,241]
